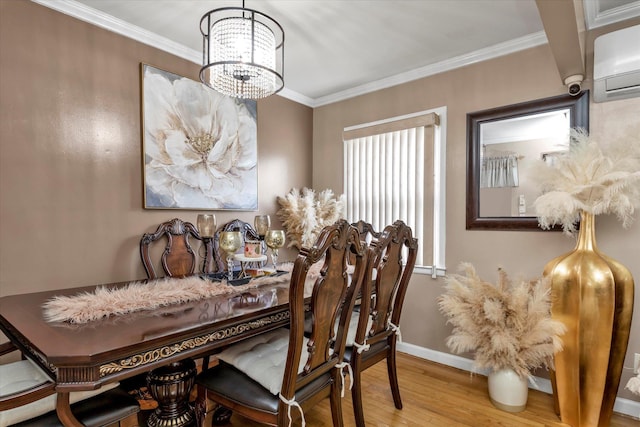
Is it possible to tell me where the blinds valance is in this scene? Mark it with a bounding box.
[343,112,440,140]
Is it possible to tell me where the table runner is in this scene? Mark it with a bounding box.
[42,268,294,324]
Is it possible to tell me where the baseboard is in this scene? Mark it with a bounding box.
[397,342,640,420]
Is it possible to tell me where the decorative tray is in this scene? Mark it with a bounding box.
[201,271,251,286]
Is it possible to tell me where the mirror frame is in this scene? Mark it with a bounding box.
[466,91,589,230]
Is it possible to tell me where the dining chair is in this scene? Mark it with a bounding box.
[348,220,382,267]
[139,218,214,396]
[0,342,139,427]
[346,220,418,427]
[213,219,265,272]
[140,217,214,279]
[194,219,370,427]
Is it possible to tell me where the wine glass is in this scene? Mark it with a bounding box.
[219,231,242,281]
[264,230,285,270]
[254,215,271,239]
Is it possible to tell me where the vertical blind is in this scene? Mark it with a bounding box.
[343,112,439,267]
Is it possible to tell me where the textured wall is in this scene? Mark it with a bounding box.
[0,0,312,296]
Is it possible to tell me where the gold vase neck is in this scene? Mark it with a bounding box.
[576,211,597,251]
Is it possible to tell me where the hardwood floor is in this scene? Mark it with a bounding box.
[212,352,639,427]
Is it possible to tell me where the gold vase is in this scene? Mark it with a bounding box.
[543,211,634,427]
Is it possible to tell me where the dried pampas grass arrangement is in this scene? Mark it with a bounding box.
[533,128,640,234]
[276,187,345,249]
[438,263,566,379]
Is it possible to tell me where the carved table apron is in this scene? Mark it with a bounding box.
[0,279,292,427]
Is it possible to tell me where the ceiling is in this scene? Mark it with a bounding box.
[35,0,640,107]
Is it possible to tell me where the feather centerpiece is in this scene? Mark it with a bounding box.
[42,273,291,324]
[533,128,640,234]
[276,187,346,249]
[438,263,566,379]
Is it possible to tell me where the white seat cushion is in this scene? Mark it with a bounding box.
[343,311,374,347]
[216,328,309,395]
[0,359,118,427]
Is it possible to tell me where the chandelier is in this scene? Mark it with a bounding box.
[200,2,285,99]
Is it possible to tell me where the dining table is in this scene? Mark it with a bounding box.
[0,273,297,427]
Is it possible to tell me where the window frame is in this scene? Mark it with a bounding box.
[343,106,447,277]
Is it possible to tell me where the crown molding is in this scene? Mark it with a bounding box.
[311,31,549,107]
[31,0,200,63]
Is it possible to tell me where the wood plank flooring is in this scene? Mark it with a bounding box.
[215,352,639,427]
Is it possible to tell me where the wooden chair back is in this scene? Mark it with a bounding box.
[279,219,368,417]
[349,220,382,265]
[140,218,212,279]
[356,220,417,348]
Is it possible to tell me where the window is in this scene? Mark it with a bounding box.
[343,107,446,277]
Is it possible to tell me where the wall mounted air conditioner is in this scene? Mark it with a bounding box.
[593,24,640,103]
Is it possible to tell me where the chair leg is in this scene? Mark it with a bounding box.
[351,367,366,427]
[194,391,207,427]
[195,384,208,427]
[387,350,403,409]
[330,375,345,427]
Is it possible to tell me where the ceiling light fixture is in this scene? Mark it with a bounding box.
[200,1,284,99]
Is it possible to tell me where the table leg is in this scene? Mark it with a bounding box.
[147,358,197,427]
[56,392,84,427]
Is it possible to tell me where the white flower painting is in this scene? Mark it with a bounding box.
[142,64,257,210]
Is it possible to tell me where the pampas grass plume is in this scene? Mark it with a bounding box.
[277,187,346,249]
[438,263,566,379]
[533,128,640,234]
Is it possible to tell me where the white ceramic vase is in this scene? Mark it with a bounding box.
[487,368,528,413]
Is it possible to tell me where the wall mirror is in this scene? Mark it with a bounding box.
[466,91,589,230]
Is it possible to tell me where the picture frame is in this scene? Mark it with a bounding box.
[141,63,258,210]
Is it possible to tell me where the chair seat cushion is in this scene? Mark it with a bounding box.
[0,359,119,427]
[0,360,50,397]
[344,339,390,364]
[214,328,310,395]
[196,361,332,415]
[9,387,139,427]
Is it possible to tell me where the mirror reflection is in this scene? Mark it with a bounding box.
[479,109,570,217]
[466,91,589,230]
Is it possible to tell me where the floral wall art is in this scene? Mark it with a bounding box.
[141,64,258,210]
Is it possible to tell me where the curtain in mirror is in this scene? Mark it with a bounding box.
[480,155,519,188]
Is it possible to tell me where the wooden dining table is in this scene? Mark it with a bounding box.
[0,275,295,427]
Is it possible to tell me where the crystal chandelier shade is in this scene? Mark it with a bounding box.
[200,6,284,99]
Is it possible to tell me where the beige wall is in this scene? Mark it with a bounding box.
[0,0,312,296]
[313,26,640,401]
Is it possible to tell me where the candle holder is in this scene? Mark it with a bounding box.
[254,215,271,239]
[197,214,216,238]
[197,214,216,273]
